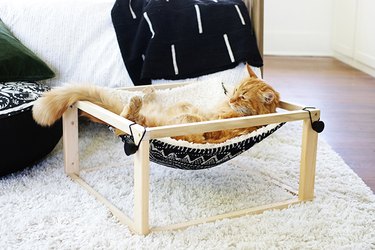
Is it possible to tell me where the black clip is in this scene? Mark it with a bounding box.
[302,107,325,133]
[221,82,228,96]
[123,123,146,156]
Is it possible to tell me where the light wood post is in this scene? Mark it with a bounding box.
[63,105,79,175]
[298,119,318,201]
[244,0,264,75]
[133,140,150,235]
[251,0,264,60]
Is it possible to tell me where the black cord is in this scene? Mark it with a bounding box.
[221,82,228,96]
[122,122,148,156]
[302,107,325,133]
[302,107,315,127]
[129,122,147,147]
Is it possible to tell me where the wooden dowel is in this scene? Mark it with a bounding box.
[63,105,80,175]
[152,198,300,233]
[76,101,145,137]
[147,109,318,139]
[279,101,305,111]
[298,119,318,201]
[69,174,137,232]
[133,140,151,235]
[117,82,190,92]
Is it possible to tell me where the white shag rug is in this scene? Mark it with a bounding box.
[1,121,374,249]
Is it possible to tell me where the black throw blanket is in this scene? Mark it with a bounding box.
[111,0,263,85]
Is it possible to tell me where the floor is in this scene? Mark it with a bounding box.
[263,56,375,193]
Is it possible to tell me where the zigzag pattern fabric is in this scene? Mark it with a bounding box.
[122,123,285,170]
[112,0,263,85]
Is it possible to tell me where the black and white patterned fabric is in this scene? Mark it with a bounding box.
[121,123,284,170]
[112,0,263,85]
[0,82,49,118]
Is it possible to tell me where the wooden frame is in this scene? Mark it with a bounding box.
[62,82,320,235]
[61,0,320,235]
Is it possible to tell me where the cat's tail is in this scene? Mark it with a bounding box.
[32,84,124,126]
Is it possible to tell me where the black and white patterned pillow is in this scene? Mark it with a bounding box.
[0,81,49,118]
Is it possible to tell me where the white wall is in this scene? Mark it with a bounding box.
[331,0,375,77]
[264,0,333,56]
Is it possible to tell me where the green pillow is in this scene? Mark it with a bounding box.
[0,19,55,82]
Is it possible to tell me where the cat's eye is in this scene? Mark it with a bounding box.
[240,95,245,100]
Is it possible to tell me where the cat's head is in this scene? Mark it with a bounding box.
[228,64,280,115]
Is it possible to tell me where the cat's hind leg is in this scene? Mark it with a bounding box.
[120,96,143,120]
[168,114,203,124]
[169,114,207,143]
[115,96,146,135]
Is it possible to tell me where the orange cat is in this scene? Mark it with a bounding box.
[121,65,280,143]
[32,64,280,143]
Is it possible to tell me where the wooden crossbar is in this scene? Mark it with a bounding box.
[76,100,319,141]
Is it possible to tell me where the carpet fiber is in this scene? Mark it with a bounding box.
[1,121,374,249]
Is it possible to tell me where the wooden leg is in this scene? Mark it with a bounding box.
[63,105,79,175]
[298,119,318,201]
[133,140,150,235]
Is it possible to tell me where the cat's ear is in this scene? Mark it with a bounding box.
[246,63,258,78]
[261,91,275,104]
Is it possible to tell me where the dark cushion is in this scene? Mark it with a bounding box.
[0,19,55,82]
[0,82,62,176]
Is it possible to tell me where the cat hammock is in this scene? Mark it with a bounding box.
[60,0,323,235]
[120,122,285,170]
[62,81,323,235]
